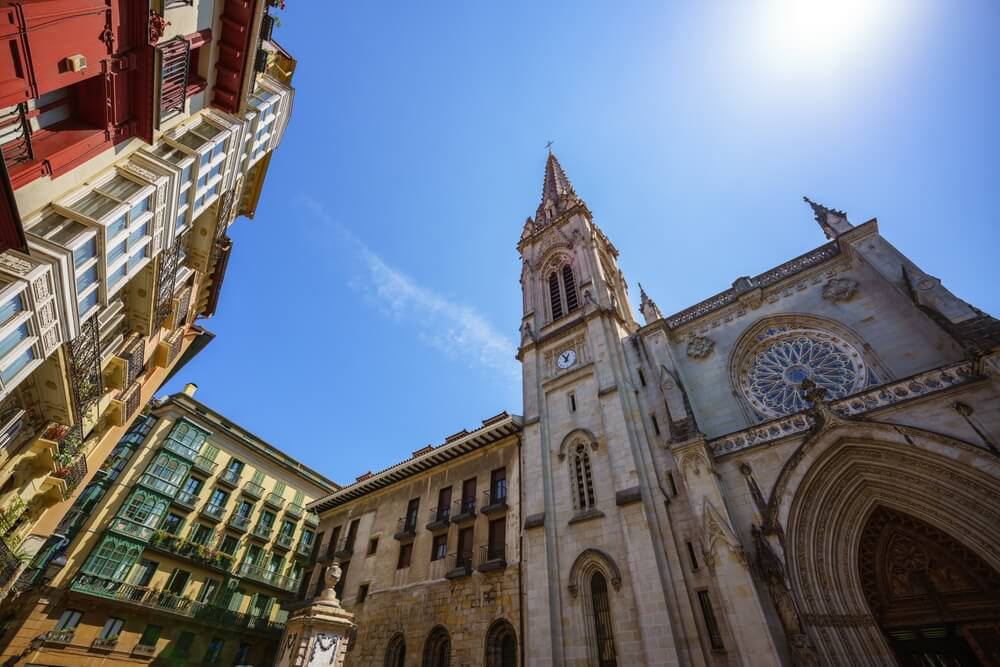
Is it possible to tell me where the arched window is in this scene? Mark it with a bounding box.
[484,619,517,667]
[572,443,595,510]
[422,626,451,667]
[547,263,579,321]
[591,572,618,667]
[384,633,405,667]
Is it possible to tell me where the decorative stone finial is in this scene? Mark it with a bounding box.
[803,196,852,240]
[321,561,342,602]
[638,283,663,325]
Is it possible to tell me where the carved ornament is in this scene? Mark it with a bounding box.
[686,335,714,359]
[821,277,859,303]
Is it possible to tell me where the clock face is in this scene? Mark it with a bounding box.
[557,349,577,369]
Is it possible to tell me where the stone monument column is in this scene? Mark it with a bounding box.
[273,562,356,667]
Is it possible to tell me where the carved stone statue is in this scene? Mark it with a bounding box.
[321,561,342,601]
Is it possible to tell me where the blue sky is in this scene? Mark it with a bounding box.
[163,1,1000,484]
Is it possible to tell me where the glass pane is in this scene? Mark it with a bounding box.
[0,347,33,384]
[108,263,127,287]
[78,289,99,316]
[107,214,126,239]
[99,174,143,201]
[0,295,23,327]
[129,223,148,245]
[69,191,120,220]
[128,251,146,271]
[211,142,225,159]
[0,323,29,359]
[176,131,206,151]
[179,164,191,184]
[130,197,150,219]
[108,239,127,264]
[73,238,97,268]
[75,265,97,294]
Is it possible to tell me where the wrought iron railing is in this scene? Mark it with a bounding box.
[236,562,298,591]
[154,239,181,329]
[218,468,241,487]
[479,543,506,567]
[304,512,319,527]
[242,480,265,499]
[251,523,273,541]
[294,540,312,558]
[396,515,417,537]
[70,574,285,636]
[285,503,304,519]
[483,484,507,509]
[40,628,75,644]
[193,454,217,475]
[53,455,88,496]
[157,38,191,120]
[148,533,233,571]
[264,492,285,509]
[453,497,476,519]
[274,532,293,549]
[228,513,251,532]
[173,490,198,510]
[428,506,450,524]
[334,535,354,557]
[201,503,225,521]
[0,536,20,588]
[67,316,102,423]
[0,103,33,170]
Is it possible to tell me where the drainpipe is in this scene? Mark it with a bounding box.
[516,433,526,667]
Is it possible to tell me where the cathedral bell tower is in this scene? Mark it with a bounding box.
[516,153,684,666]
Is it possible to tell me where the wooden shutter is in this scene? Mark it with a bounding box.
[201,443,220,461]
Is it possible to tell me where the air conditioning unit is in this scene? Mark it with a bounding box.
[65,54,87,72]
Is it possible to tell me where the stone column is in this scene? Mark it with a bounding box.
[274,563,356,667]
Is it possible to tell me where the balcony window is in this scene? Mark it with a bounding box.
[0,324,29,360]
[0,295,22,328]
[73,237,97,269]
[108,264,127,287]
[78,289,99,317]
[75,265,98,294]
[70,191,120,221]
[107,215,127,239]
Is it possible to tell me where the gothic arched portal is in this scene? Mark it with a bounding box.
[858,506,1000,666]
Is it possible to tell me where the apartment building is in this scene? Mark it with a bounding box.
[0,0,294,593]
[304,413,522,667]
[0,386,336,667]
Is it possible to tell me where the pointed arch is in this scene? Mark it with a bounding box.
[770,421,1000,664]
[557,428,599,460]
[541,251,580,323]
[567,548,622,597]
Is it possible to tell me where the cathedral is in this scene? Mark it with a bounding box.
[296,152,1000,667]
[512,152,1000,666]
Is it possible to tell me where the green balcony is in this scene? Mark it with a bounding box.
[285,503,303,519]
[242,481,265,500]
[193,455,218,475]
[264,492,285,510]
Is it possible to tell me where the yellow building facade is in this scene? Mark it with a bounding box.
[0,0,295,598]
[0,386,335,666]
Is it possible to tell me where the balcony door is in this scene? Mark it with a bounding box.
[461,478,476,508]
[490,468,506,503]
[457,527,473,566]
[488,519,505,561]
[437,487,452,519]
[405,498,419,530]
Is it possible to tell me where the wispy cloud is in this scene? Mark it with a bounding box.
[297,195,518,380]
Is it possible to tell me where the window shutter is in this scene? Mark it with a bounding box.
[201,443,220,462]
[273,481,286,496]
[293,490,304,505]
[251,469,265,484]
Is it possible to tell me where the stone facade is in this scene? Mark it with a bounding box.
[308,416,522,667]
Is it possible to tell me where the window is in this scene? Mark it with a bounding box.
[313,565,328,598]
[310,531,324,562]
[698,590,725,649]
[0,294,22,327]
[591,573,618,666]
[357,583,369,603]
[461,478,477,514]
[175,631,194,657]
[367,537,379,556]
[489,468,507,505]
[191,524,212,545]
[385,634,406,667]
[198,578,220,603]
[650,414,661,436]
[435,487,452,521]
[0,323,29,359]
[548,263,579,321]
[569,391,577,413]
[280,520,296,539]
[431,534,447,561]
[180,476,203,496]
[686,541,699,571]
[98,617,124,639]
[204,637,224,663]
[405,498,419,531]
[208,488,229,508]
[220,535,239,555]
[161,513,183,535]
[345,518,360,551]
[73,237,97,268]
[638,367,646,387]
[397,543,412,569]
[235,643,251,664]
[166,569,190,595]
[235,499,253,518]
[487,518,506,561]
[139,624,162,648]
[667,471,678,496]
[457,527,474,568]
[129,559,158,587]
[327,525,342,559]
[572,444,596,510]
[54,609,82,631]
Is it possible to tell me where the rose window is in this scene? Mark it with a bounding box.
[742,329,867,418]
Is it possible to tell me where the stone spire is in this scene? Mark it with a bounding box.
[803,196,852,239]
[536,151,583,224]
[638,283,663,325]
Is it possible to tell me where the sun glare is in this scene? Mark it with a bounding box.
[754,0,901,76]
